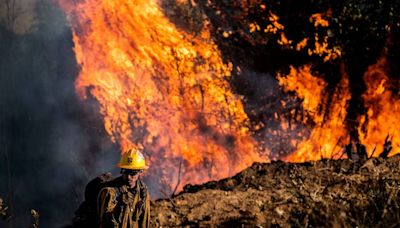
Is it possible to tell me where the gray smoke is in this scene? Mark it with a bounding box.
[0,1,314,227]
[234,69,311,159]
[0,0,120,227]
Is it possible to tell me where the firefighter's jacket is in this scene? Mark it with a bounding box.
[98,179,150,228]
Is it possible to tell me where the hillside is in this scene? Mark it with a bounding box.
[151,156,400,227]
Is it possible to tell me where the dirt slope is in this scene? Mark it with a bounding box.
[151,156,400,227]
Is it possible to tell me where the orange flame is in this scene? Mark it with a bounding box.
[278,57,400,162]
[59,0,267,191]
[252,10,341,60]
[278,65,351,162]
[310,13,329,27]
[358,57,400,157]
[59,0,400,188]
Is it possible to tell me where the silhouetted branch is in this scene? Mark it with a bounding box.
[172,158,183,197]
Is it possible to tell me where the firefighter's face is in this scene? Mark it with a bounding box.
[122,169,142,188]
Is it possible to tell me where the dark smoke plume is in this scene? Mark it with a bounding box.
[0,1,119,227]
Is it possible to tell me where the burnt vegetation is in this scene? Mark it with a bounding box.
[195,0,400,158]
[1,0,400,227]
[150,0,400,227]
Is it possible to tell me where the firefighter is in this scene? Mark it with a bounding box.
[97,148,150,228]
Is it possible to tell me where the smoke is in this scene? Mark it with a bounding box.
[0,0,37,34]
[2,0,395,226]
[0,0,119,227]
[232,69,312,159]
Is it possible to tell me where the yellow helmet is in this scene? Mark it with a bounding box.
[117,148,149,170]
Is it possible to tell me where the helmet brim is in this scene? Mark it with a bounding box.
[117,164,149,170]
